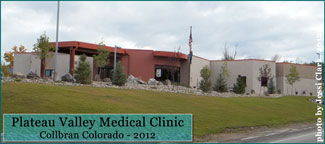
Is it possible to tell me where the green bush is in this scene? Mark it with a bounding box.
[74,54,92,84]
[112,61,127,86]
[213,74,228,92]
[1,64,11,77]
[199,65,211,92]
[233,76,246,94]
[267,77,276,94]
[15,78,22,82]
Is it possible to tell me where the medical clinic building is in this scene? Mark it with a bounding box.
[14,41,189,84]
[13,41,317,95]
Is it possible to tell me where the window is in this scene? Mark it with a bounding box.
[154,65,180,83]
[261,77,268,86]
[45,69,53,77]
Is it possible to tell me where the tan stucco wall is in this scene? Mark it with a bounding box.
[180,60,190,86]
[210,60,276,94]
[252,61,276,94]
[276,63,317,96]
[13,53,41,76]
[189,56,210,88]
[276,63,316,79]
[13,53,93,81]
[276,76,317,96]
[45,53,70,80]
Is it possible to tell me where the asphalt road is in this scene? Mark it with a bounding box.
[237,126,324,143]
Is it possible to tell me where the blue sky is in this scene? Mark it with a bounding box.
[1,1,324,63]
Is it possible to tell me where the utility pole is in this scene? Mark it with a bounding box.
[54,1,60,81]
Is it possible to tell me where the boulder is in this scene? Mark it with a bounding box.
[61,73,76,82]
[26,71,40,79]
[163,79,171,85]
[127,75,147,85]
[127,75,137,84]
[12,73,25,79]
[103,78,112,85]
[136,79,146,84]
[148,78,160,85]
[103,78,111,82]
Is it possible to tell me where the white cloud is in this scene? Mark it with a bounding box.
[1,1,324,64]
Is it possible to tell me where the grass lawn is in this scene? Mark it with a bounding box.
[1,82,319,137]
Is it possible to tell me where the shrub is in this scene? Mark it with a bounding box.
[74,54,92,84]
[15,78,22,82]
[267,77,275,94]
[199,65,211,92]
[112,61,127,86]
[1,64,11,77]
[233,75,246,94]
[213,74,228,92]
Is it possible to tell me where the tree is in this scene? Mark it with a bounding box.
[1,63,11,77]
[213,62,230,92]
[213,74,228,92]
[222,42,238,60]
[199,65,211,92]
[3,45,27,68]
[33,33,54,78]
[74,54,92,84]
[93,42,110,80]
[112,61,127,86]
[267,77,275,94]
[233,75,246,94]
[257,64,272,95]
[220,62,230,79]
[286,65,300,95]
[272,54,281,62]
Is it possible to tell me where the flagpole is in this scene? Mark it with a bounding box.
[54,1,60,81]
[188,26,192,87]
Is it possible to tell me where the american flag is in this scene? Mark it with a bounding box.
[189,26,193,51]
[189,26,193,64]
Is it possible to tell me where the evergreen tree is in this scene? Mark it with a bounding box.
[112,61,127,86]
[267,77,275,94]
[233,75,246,94]
[74,54,92,84]
[214,62,230,92]
[213,74,228,92]
[199,65,211,92]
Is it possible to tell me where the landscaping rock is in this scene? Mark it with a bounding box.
[26,71,40,79]
[127,75,147,85]
[163,79,171,85]
[61,73,76,82]
[148,78,159,85]
[2,73,284,98]
[12,73,25,79]
[103,78,111,82]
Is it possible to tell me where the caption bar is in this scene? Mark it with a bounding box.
[3,114,192,142]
